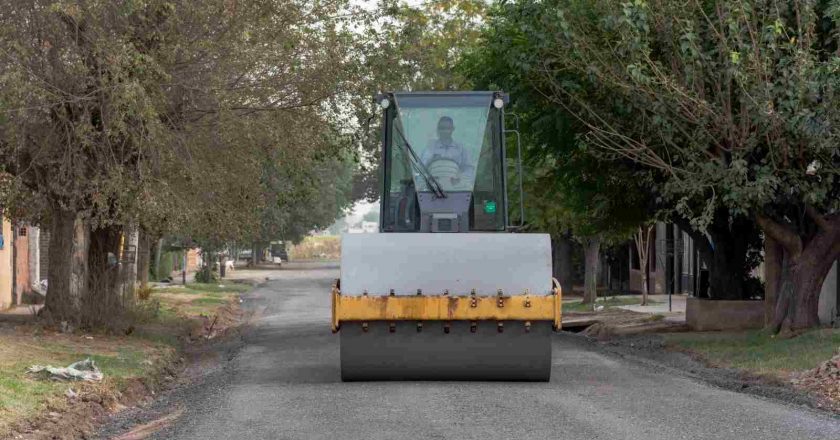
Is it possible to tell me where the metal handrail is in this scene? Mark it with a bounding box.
[505,113,525,229]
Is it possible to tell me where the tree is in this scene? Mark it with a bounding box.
[377,0,487,91]
[633,224,654,305]
[461,1,654,304]
[351,0,490,202]
[465,0,781,303]
[0,0,375,325]
[504,0,839,331]
[0,0,178,324]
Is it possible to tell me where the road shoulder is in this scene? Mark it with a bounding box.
[580,332,838,417]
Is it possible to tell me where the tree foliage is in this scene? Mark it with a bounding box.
[350,0,490,202]
[0,0,373,324]
[490,0,839,329]
[461,0,653,242]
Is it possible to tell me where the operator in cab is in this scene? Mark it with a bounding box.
[420,116,475,187]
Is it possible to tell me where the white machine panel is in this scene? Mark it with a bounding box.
[340,233,552,296]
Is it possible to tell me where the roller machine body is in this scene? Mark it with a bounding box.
[332,92,562,381]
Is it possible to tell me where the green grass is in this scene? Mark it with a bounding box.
[664,328,840,375]
[0,371,62,419]
[149,282,246,318]
[132,326,183,347]
[154,282,250,295]
[0,341,174,435]
[190,297,228,306]
[87,348,154,378]
[21,343,168,380]
[563,296,657,313]
[0,281,250,435]
[184,283,251,293]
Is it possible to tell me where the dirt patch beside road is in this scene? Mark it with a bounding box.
[589,332,836,415]
[0,325,181,440]
[0,282,252,440]
[664,329,840,414]
[564,307,687,337]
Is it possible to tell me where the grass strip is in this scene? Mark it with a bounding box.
[664,328,840,376]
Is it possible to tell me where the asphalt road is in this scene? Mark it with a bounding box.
[152,262,840,440]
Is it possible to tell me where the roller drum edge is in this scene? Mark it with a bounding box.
[339,321,551,381]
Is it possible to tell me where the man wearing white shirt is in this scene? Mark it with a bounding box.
[420,116,475,186]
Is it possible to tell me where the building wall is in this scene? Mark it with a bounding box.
[0,219,13,309]
[675,230,698,295]
[14,225,31,303]
[625,222,701,296]
[629,268,641,293]
[28,226,40,289]
[629,268,665,294]
[653,222,665,294]
[186,249,201,272]
[818,261,838,325]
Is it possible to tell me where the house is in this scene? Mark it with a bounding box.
[14,224,31,301]
[604,221,839,325]
[0,219,39,309]
[0,218,12,308]
[604,222,702,297]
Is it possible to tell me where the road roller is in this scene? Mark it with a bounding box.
[331,91,562,381]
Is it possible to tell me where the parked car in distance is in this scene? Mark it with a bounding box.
[270,242,288,265]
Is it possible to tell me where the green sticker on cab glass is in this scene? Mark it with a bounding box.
[484,200,497,214]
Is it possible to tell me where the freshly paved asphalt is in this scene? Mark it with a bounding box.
[153,262,840,440]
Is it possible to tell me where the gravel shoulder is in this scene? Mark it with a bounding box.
[591,334,827,411]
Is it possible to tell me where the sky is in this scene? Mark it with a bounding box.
[345,199,378,226]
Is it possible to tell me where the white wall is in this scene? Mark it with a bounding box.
[818,261,838,325]
[28,226,39,289]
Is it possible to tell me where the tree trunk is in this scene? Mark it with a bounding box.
[136,229,151,288]
[119,224,139,304]
[84,225,123,327]
[551,234,573,297]
[153,237,163,281]
[70,217,90,309]
[759,213,840,333]
[768,243,839,333]
[634,225,653,306]
[769,251,828,334]
[44,207,82,323]
[251,242,259,267]
[582,236,601,304]
[763,235,783,326]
